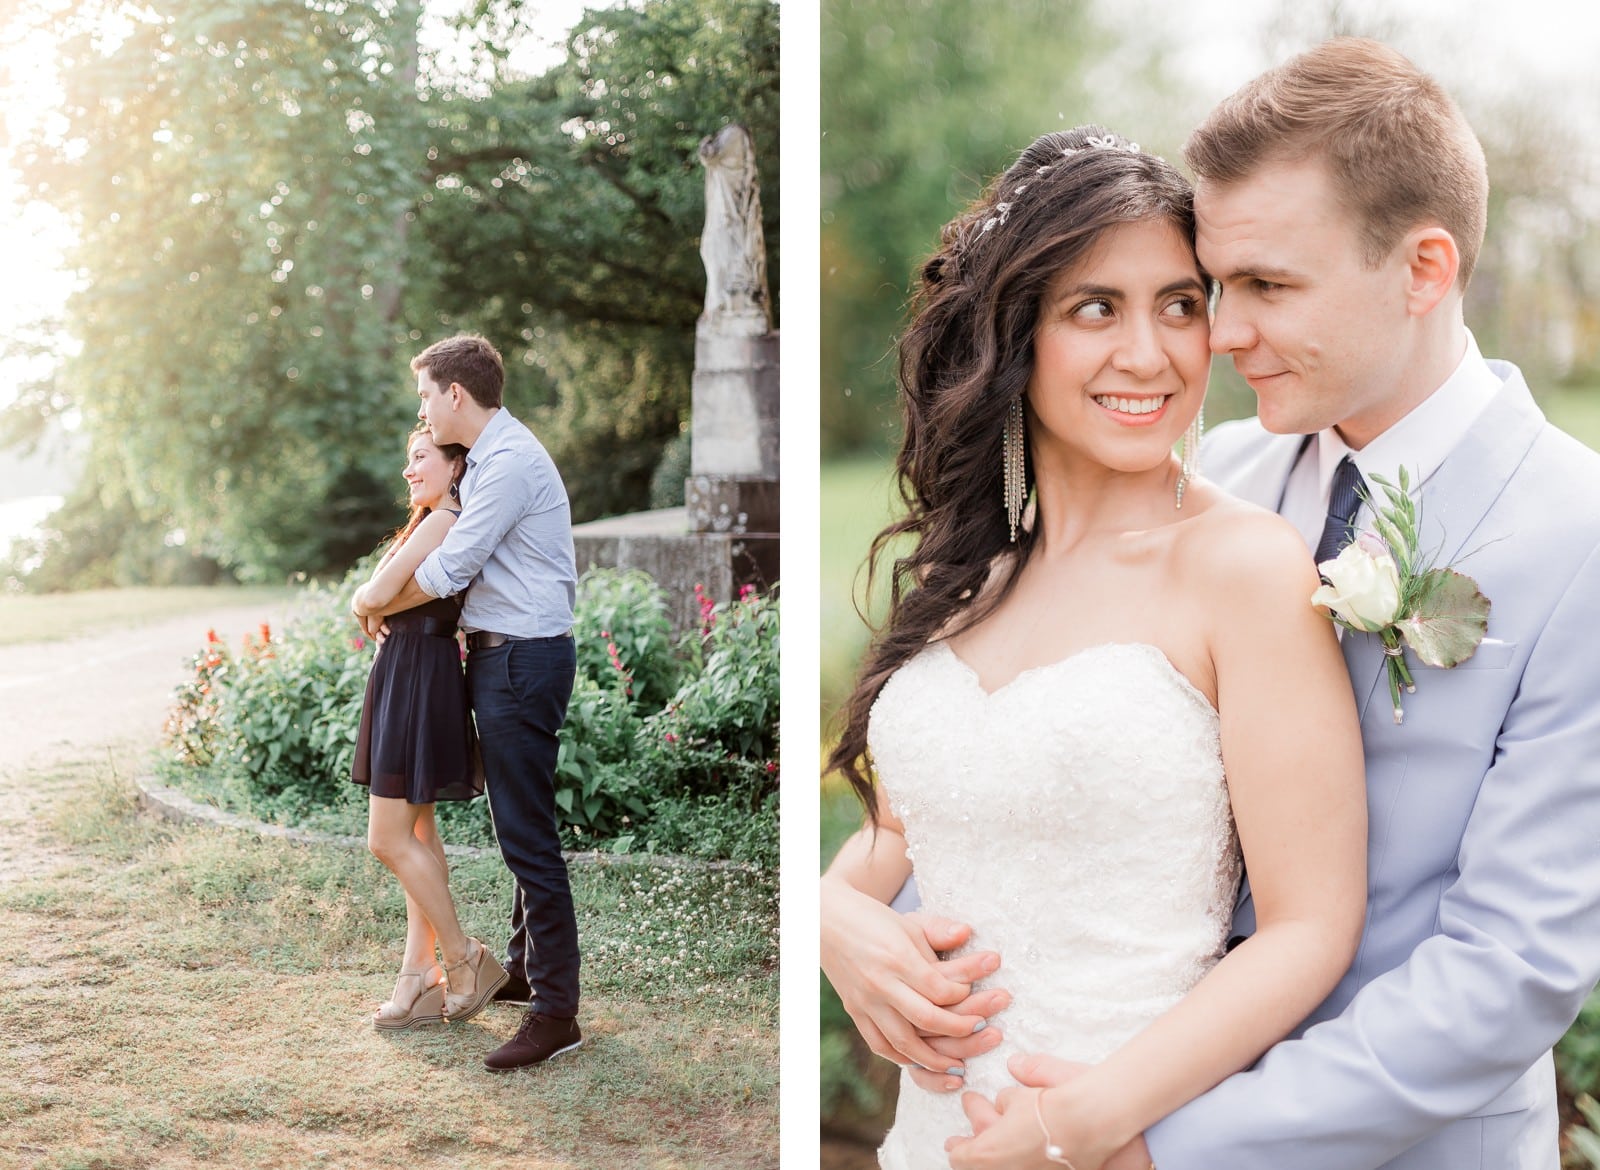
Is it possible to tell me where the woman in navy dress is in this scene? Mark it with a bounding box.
[351,424,507,1029]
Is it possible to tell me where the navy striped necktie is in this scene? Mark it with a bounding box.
[1314,455,1366,566]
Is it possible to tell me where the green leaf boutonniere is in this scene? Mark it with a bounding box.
[1309,466,1491,724]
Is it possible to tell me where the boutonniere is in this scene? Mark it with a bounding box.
[1310,467,1491,724]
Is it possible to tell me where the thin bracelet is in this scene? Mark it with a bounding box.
[1029,1093,1157,1170]
[1031,1092,1078,1168]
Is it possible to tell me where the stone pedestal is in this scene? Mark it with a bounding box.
[690,331,779,480]
[568,127,778,630]
[571,506,777,637]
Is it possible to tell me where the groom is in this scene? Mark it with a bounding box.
[355,333,583,1072]
[837,38,1600,1170]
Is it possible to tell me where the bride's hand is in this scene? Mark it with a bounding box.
[821,881,1001,1074]
[905,987,1011,1092]
[948,1077,1123,1170]
[948,1059,1141,1170]
[947,1085,1083,1170]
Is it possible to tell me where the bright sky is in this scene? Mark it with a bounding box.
[1146,0,1600,104]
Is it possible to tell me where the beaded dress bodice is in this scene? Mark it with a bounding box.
[869,640,1240,1170]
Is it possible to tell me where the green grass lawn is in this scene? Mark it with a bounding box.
[0,743,777,1169]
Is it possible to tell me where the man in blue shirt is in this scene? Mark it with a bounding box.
[356,333,582,1071]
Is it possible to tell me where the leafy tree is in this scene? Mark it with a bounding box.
[3,0,778,584]
[416,0,779,518]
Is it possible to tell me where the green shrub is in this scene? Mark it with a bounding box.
[572,568,682,712]
[210,579,373,821]
[553,673,651,842]
[162,567,778,865]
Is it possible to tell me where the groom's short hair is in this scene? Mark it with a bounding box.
[411,333,505,409]
[1185,37,1488,289]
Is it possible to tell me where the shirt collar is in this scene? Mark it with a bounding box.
[464,407,508,468]
[1312,328,1501,506]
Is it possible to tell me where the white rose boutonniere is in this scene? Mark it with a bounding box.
[1310,467,1491,724]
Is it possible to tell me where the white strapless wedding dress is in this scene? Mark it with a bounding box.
[870,641,1240,1170]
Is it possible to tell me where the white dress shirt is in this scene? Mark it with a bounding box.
[1281,330,1503,552]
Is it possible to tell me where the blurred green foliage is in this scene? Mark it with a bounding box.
[821,0,1111,454]
[1,0,777,585]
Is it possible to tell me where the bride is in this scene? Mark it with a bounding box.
[820,126,1368,1170]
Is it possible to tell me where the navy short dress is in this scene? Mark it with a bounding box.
[350,593,483,804]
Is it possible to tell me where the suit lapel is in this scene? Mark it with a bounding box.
[1337,370,1544,724]
[1414,370,1544,571]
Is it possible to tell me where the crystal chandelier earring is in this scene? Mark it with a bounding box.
[1003,398,1027,541]
[1175,402,1203,509]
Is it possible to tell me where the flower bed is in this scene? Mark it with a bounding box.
[160,567,778,868]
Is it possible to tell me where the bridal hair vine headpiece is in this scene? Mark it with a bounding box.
[980,133,1147,235]
[1072,134,1141,154]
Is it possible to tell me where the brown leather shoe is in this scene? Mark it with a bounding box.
[484,1012,583,1071]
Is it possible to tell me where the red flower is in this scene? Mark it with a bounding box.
[206,628,220,644]
[259,622,272,643]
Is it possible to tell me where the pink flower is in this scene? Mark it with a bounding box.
[664,732,678,744]
[352,637,366,651]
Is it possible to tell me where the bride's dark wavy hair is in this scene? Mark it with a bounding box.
[827,126,1203,822]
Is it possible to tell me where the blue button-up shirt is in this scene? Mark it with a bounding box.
[414,408,576,637]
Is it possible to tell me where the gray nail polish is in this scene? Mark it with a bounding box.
[970,1019,987,1033]
[946,1066,965,1077]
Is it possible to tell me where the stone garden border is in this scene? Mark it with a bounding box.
[134,774,758,872]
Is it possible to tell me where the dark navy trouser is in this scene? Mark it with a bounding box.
[466,633,579,1018]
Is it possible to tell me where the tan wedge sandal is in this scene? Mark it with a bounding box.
[441,938,509,1025]
[372,971,447,1031]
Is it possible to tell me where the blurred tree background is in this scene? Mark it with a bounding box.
[820,0,1600,1162]
[0,0,778,588]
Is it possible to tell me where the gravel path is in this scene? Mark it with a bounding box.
[0,599,298,881]
[0,601,297,773]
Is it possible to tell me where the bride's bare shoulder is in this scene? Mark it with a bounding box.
[1173,485,1317,588]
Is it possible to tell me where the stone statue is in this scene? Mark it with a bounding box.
[697,124,770,337]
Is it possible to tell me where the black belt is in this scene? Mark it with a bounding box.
[465,630,573,651]
[414,617,459,639]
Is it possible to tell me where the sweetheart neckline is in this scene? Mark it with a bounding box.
[930,639,1219,717]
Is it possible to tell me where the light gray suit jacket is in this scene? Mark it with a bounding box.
[1147,361,1600,1170]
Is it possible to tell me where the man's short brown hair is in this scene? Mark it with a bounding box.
[410,333,505,409]
[1184,37,1488,288]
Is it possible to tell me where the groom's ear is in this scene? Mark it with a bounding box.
[1400,226,1460,319]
